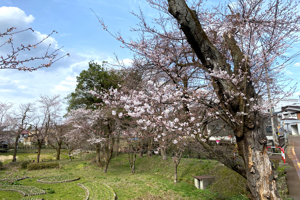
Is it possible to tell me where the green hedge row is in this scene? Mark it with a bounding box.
[27,162,59,170]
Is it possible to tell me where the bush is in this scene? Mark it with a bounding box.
[20,161,30,169]
[27,162,59,170]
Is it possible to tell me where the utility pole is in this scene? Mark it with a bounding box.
[266,71,278,146]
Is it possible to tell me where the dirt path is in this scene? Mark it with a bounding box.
[0,155,15,162]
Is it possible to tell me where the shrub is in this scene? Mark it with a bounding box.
[27,162,59,170]
[20,161,30,169]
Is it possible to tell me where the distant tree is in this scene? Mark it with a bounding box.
[66,61,122,111]
[32,95,61,163]
[66,107,118,173]
[48,120,68,160]
[0,102,13,134]
[0,27,69,71]
[10,103,35,162]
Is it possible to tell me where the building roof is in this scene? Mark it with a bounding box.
[193,175,215,180]
[281,105,300,112]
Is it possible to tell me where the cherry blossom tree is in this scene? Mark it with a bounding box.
[66,107,117,173]
[91,80,213,181]
[64,127,88,161]
[96,0,300,198]
[0,27,69,71]
[166,0,299,199]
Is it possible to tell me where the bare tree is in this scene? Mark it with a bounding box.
[0,102,13,140]
[32,95,61,163]
[10,103,35,162]
[48,120,68,160]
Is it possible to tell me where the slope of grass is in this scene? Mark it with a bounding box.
[0,149,249,199]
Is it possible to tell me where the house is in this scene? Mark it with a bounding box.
[19,130,35,146]
[277,103,300,136]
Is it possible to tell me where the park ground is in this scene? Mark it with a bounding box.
[0,148,252,200]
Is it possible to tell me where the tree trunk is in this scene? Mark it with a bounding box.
[174,162,178,183]
[147,137,153,157]
[37,142,42,163]
[161,147,167,161]
[131,153,136,174]
[103,161,109,173]
[237,129,278,199]
[128,145,137,174]
[96,144,102,167]
[68,149,74,161]
[102,135,115,173]
[56,142,62,160]
[173,151,183,184]
[116,133,120,157]
[12,134,20,162]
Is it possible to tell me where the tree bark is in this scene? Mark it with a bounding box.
[174,162,178,183]
[68,148,74,161]
[167,0,280,199]
[12,134,20,162]
[102,134,115,173]
[161,147,167,161]
[128,147,137,174]
[147,137,153,157]
[37,142,42,163]
[116,133,120,156]
[96,143,102,167]
[56,142,62,160]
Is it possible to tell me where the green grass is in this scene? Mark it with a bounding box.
[80,181,116,200]
[0,149,249,199]
[37,175,80,183]
[0,184,46,196]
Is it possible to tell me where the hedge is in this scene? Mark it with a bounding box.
[27,162,59,170]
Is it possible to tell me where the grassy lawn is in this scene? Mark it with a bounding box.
[0,149,249,200]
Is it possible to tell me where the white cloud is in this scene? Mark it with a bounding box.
[121,58,133,67]
[294,62,300,67]
[0,6,134,115]
[51,76,77,94]
[285,70,294,75]
[0,7,34,29]
[17,85,27,89]
[0,89,14,93]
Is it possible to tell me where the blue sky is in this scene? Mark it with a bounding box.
[0,0,300,114]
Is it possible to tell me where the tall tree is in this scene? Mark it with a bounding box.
[97,0,300,198]
[66,61,121,111]
[166,0,299,199]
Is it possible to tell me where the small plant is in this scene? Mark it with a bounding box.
[11,180,22,185]
[44,188,55,194]
[21,161,30,169]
